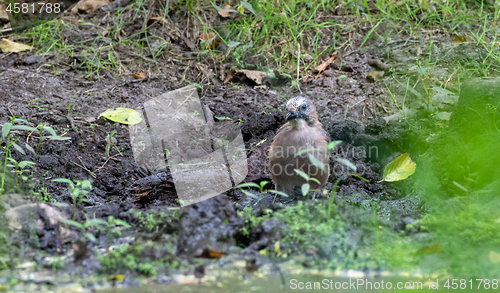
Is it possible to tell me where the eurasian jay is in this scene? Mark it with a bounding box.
[268,97,330,196]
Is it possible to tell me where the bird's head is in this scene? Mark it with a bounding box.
[285,97,318,129]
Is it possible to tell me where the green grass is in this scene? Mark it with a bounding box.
[11,0,500,83]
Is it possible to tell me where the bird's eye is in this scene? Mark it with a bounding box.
[300,104,307,111]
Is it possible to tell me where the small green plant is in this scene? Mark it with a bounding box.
[51,178,92,205]
[133,209,180,233]
[1,119,38,194]
[102,216,131,252]
[60,217,107,244]
[51,257,65,272]
[237,206,271,237]
[105,130,117,158]
[234,181,288,202]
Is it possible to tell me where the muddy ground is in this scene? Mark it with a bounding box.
[0,0,492,291]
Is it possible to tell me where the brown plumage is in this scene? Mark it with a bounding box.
[268,97,330,196]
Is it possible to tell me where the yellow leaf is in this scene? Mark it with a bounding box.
[237,4,245,14]
[0,39,33,53]
[274,240,281,257]
[379,153,416,182]
[99,108,142,125]
[453,34,466,45]
[490,251,500,264]
[107,274,124,281]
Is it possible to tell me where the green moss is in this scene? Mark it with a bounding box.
[98,241,178,277]
[239,200,397,271]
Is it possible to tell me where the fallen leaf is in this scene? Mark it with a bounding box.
[181,36,196,50]
[225,69,268,85]
[453,34,466,45]
[366,70,384,82]
[72,0,110,14]
[379,153,416,182]
[274,240,281,257]
[490,251,500,264]
[0,39,33,53]
[99,108,142,125]
[217,4,235,17]
[416,244,441,255]
[107,274,125,281]
[416,47,422,56]
[0,4,9,20]
[315,50,338,73]
[199,32,221,50]
[133,72,146,79]
[224,68,236,83]
[100,29,109,37]
[146,16,168,27]
[197,248,225,258]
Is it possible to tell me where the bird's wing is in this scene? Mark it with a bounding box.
[314,123,330,144]
[274,122,291,137]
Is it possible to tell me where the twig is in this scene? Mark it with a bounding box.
[93,154,119,173]
[78,157,96,178]
[6,103,15,117]
[52,153,97,178]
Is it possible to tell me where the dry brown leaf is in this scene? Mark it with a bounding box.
[0,39,33,53]
[71,0,110,14]
[453,34,466,45]
[147,16,168,27]
[225,69,267,85]
[218,4,233,17]
[199,32,221,50]
[197,248,225,258]
[224,68,236,83]
[237,69,267,84]
[315,50,338,73]
[181,36,196,50]
[0,4,9,20]
[133,72,146,79]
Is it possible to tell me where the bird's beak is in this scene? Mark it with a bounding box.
[286,111,298,121]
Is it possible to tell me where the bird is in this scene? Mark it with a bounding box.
[268,96,330,197]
